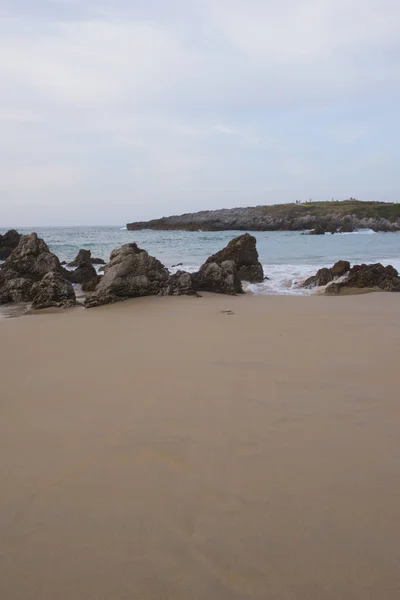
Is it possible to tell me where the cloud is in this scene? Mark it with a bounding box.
[0,0,399,225]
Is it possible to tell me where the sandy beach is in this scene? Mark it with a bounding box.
[1,293,399,599]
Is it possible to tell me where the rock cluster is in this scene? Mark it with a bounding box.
[84,234,263,307]
[302,261,400,293]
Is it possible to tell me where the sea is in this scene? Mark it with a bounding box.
[1,226,400,295]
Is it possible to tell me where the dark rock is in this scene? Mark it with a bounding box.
[171,262,183,268]
[91,257,106,265]
[0,233,76,307]
[302,267,334,288]
[67,248,100,285]
[1,233,63,281]
[308,225,326,235]
[164,271,198,296]
[85,243,169,308]
[31,273,76,309]
[69,263,99,285]
[346,263,400,291]
[81,278,100,292]
[331,260,350,277]
[0,277,33,304]
[68,249,105,267]
[67,249,91,267]
[303,261,400,293]
[0,229,21,260]
[204,233,263,282]
[61,261,67,265]
[193,261,242,295]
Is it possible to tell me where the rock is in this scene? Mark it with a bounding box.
[339,219,355,233]
[81,278,100,293]
[308,225,326,235]
[171,262,183,268]
[193,261,242,295]
[66,248,100,285]
[85,243,169,308]
[91,257,106,265]
[1,233,63,281]
[69,262,99,285]
[0,233,76,307]
[68,249,91,267]
[0,229,21,260]
[302,267,334,288]
[67,249,106,267]
[331,260,350,277]
[31,272,76,309]
[325,282,343,295]
[0,278,33,304]
[204,233,263,283]
[303,261,400,293]
[346,263,400,291]
[164,271,198,296]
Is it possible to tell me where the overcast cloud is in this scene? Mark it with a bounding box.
[1,0,399,225]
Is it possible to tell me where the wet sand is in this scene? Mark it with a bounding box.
[1,293,400,599]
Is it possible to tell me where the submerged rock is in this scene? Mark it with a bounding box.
[0,229,21,260]
[85,243,170,307]
[0,233,76,308]
[203,233,264,283]
[302,260,351,289]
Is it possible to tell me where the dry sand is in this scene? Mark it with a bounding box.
[1,293,400,599]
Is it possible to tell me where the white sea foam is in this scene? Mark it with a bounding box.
[341,228,376,235]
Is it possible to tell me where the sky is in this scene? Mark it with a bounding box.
[0,0,399,226]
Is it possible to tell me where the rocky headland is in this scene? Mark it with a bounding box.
[127,200,400,233]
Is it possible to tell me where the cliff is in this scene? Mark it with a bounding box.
[127,200,400,232]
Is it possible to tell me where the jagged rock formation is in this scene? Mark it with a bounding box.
[203,233,263,283]
[302,261,400,293]
[67,249,100,287]
[193,261,242,295]
[302,261,350,288]
[0,233,76,308]
[85,243,170,308]
[127,200,400,232]
[67,249,105,267]
[31,273,76,309]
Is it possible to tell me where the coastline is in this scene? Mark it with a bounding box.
[1,293,400,599]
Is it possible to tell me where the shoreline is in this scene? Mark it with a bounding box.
[0,285,389,320]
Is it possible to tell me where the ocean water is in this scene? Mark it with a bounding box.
[1,226,399,295]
